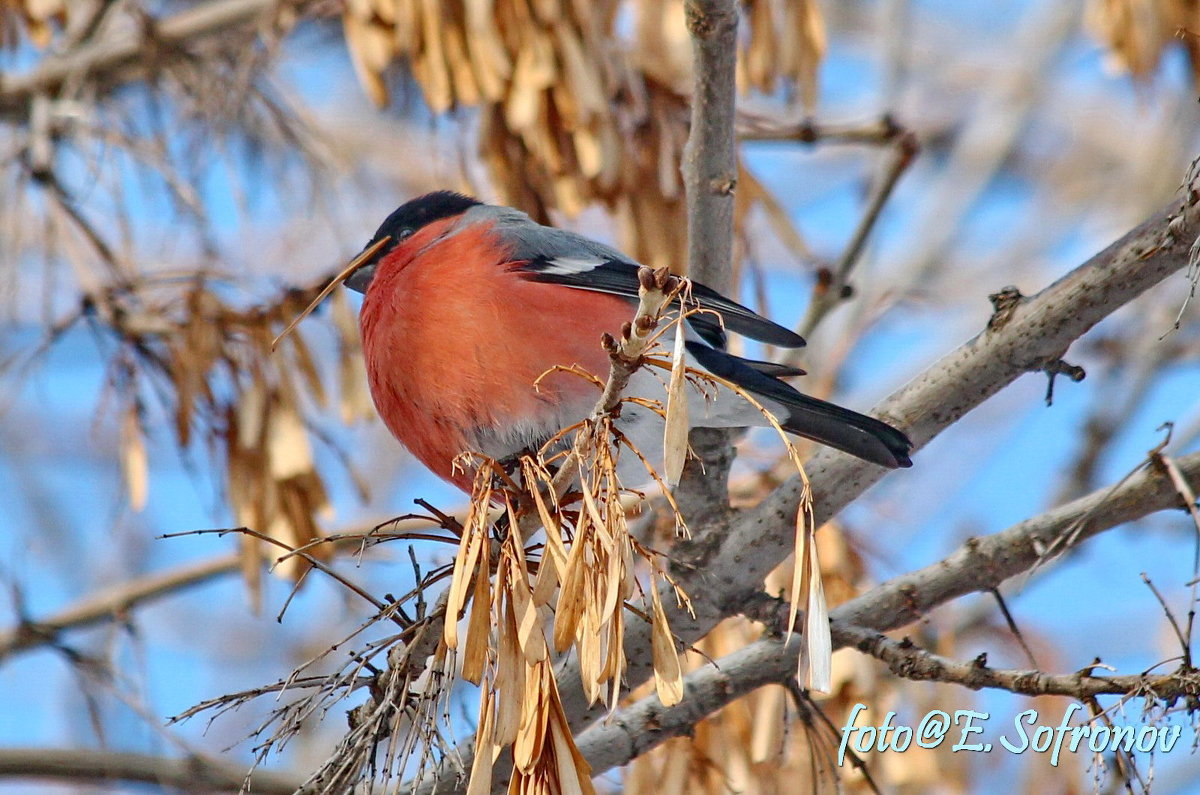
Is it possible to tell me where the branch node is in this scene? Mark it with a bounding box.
[1037,357,1087,406]
[708,176,736,195]
[987,285,1025,331]
[683,0,732,38]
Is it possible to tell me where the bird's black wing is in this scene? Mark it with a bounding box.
[486,212,804,347]
[509,254,806,349]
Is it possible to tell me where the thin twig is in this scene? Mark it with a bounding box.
[736,113,905,146]
[989,588,1039,669]
[796,130,918,339]
[1140,573,1192,670]
[783,680,883,795]
[840,623,1200,702]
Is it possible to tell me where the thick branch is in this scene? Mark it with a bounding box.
[671,0,742,656]
[828,454,1200,633]
[0,748,301,794]
[681,0,738,292]
[574,450,1200,774]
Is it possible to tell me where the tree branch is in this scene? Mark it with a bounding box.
[0,0,286,122]
[682,0,738,293]
[0,514,450,661]
[573,449,1200,775]
[0,553,240,660]
[0,747,302,793]
[836,623,1200,701]
[796,130,920,338]
[414,186,1200,794]
[672,0,742,631]
[736,114,905,146]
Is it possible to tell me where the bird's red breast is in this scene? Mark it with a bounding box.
[360,216,633,489]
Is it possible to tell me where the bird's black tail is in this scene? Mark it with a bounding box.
[684,341,913,469]
[779,393,912,469]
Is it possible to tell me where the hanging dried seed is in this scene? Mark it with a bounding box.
[120,403,148,511]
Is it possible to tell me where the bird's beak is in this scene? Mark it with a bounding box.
[344,236,392,294]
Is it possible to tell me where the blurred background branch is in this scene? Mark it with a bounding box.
[0,747,302,793]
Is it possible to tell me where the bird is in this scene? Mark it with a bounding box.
[343,191,912,491]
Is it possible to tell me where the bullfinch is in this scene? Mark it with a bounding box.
[344,191,912,491]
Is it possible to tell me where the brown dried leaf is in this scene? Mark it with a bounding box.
[555,25,606,119]
[572,127,603,179]
[1085,0,1175,78]
[513,660,550,771]
[511,569,546,664]
[577,598,602,704]
[552,522,589,652]
[266,404,314,480]
[236,379,267,448]
[749,684,785,763]
[461,543,492,684]
[743,0,776,92]
[289,332,327,409]
[786,0,826,111]
[662,318,689,487]
[238,532,263,614]
[392,0,418,52]
[797,521,831,693]
[343,10,391,106]
[494,594,525,746]
[445,472,489,647]
[632,0,691,92]
[416,0,454,112]
[120,404,148,511]
[600,532,625,623]
[650,583,683,706]
[464,0,512,99]
[505,31,555,131]
[444,12,481,106]
[547,706,595,795]
[368,0,397,24]
[466,688,496,795]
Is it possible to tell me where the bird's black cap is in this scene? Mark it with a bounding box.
[346,191,482,293]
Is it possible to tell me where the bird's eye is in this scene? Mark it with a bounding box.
[398,227,414,241]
